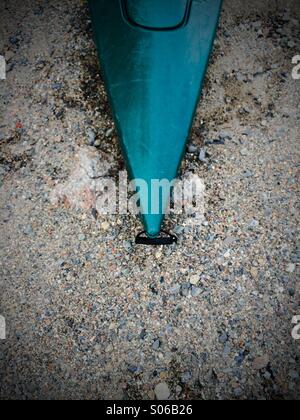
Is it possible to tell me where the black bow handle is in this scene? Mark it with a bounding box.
[135,231,178,246]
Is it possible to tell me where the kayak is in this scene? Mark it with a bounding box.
[88,0,222,244]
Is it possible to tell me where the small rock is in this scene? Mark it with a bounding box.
[101,221,110,231]
[248,219,259,230]
[170,284,181,295]
[223,343,231,357]
[286,263,295,273]
[191,286,201,297]
[128,365,139,374]
[236,72,246,82]
[263,372,272,380]
[140,329,147,340]
[224,236,235,245]
[235,351,246,365]
[154,383,170,400]
[288,40,296,49]
[188,144,197,153]
[253,355,270,370]
[190,274,200,286]
[78,234,86,241]
[152,339,161,351]
[181,371,192,383]
[23,225,35,237]
[199,148,206,162]
[243,170,253,178]
[166,325,173,334]
[219,130,232,140]
[181,283,190,297]
[9,36,20,46]
[288,370,299,380]
[219,332,228,344]
[0,165,6,177]
[105,127,114,137]
[242,128,253,136]
[175,385,182,394]
[250,267,259,279]
[52,82,62,91]
[123,240,132,252]
[86,128,96,146]
[234,387,243,397]
[224,250,231,259]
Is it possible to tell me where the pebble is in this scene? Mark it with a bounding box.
[223,343,231,357]
[224,236,235,245]
[248,219,259,230]
[242,128,253,136]
[199,148,206,162]
[191,286,201,297]
[140,329,147,340]
[105,127,114,137]
[236,72,246,82]
[152,339,161,351]
[243,170,253,178]
[181,371,192,383]
[263,372,272,380]
[250,267,259,279]
[234,387,243,397]
[169,284,181,295]
[219,332,228,344]
[128,365,138,374]
[9,36,20,45]
[123,240,132,252]
[78,234,86,241]
[52,82,62,91]
[188,144,197,153]
[86,128,96,146]
[23,225,35,237]
[181,284,190,297]
[253,355,270,370]
[0,165,6,177]
[286,263,295,273]
[190,274,200,286]
[288,288,295,297]
[154,383,170,400]
[288,40,296,48]
[101,221,110,231]
[243,106,251,114]
[219,130,232,140]
[175,385,182,394]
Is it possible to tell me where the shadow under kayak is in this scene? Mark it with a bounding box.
[88,0,222,244]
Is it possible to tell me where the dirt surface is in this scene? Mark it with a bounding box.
[0,0,299,400]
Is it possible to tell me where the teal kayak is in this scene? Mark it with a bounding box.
[88,0,222,244]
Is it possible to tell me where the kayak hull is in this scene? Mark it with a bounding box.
[88,0,222,239]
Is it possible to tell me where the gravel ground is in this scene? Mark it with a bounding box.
[0,0,299,400]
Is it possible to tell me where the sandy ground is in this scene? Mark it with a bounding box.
[0,0,299,400]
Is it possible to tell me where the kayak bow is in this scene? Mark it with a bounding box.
[88,0,222,244]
